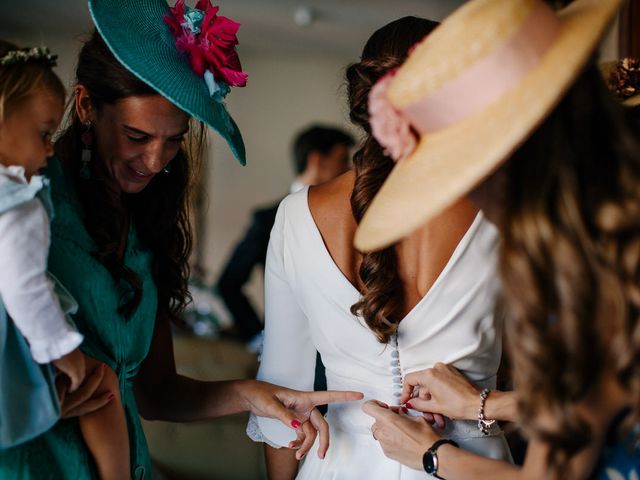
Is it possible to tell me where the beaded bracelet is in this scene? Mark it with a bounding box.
[477,388,496,435]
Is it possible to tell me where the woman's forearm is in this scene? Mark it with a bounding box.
[134,314,258,422]
[135,375,253,422]
[483,390,518,422]
[436,437,549,480]
[435,444,522,479]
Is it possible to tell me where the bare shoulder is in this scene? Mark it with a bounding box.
[307,170,359,284]
[307,170,355,223]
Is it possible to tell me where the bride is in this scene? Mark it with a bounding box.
[247,16,512,479]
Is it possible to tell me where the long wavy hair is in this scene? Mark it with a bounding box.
[55,31,204,323]
[498,64,640,476]
[347,17,439,343]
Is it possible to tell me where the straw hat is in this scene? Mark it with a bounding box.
[88,0,247,164]
[354,0,623,252]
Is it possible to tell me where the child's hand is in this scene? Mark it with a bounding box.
[52,348,86,393]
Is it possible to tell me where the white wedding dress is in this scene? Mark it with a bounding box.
[247,187,512,479]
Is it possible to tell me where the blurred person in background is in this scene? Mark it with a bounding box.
[216,125,353,350]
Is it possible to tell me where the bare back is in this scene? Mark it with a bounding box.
[308,169,479,318]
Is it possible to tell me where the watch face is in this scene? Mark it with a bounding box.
[424,451,436,474]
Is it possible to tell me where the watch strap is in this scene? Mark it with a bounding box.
[422,439,460,478]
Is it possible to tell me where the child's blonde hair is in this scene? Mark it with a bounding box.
[0,40,65,123]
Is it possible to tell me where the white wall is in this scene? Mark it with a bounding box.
[199,50,357,314]
[201,50,356,272]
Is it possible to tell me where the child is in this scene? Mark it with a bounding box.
[0,40,130,480]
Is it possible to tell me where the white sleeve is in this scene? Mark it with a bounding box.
[247,200,318,448]
[0,199,82,363]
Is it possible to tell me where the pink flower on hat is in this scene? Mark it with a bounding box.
[164,0,248,90]
[369,71,417,162]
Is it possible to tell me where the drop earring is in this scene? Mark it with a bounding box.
[80,121,93,179]
[163,163,172,174]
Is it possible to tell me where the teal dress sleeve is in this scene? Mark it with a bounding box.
[0,157,159,480]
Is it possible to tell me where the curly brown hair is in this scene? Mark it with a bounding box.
[55,31,203,323]
[498,64,640,476]
[346,17,439,343]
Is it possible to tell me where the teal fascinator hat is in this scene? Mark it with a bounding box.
[88,0,247,165]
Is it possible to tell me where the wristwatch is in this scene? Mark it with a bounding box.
[422,439,459,478]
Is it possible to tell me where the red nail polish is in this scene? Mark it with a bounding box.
[291,420,302,429]
[402,407,409,414]
[406,402,413,409]
[107,393,115,401]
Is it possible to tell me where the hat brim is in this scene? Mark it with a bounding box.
[354,0,622,252]
[88,0,246,165]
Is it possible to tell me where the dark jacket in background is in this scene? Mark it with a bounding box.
[217,202,280,341]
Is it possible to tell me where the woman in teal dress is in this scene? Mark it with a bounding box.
[0,0,361,478]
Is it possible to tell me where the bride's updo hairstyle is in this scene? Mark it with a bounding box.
[347,17,439,343]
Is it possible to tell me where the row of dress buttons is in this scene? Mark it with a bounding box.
[390,334,402,404]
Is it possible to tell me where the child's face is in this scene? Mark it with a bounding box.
[0,89,64,179]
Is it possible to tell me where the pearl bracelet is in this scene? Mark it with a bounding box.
[477,388,496,435]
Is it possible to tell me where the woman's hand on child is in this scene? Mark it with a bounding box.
[401,363,480,421]
[240,380,363,459]
[56,362,114,418]
[52,347,86,392]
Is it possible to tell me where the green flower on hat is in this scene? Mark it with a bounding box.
[182,6,205,34]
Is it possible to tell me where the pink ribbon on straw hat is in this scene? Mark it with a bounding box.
[369,0,560,163]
